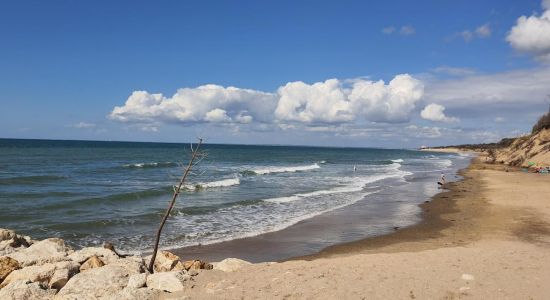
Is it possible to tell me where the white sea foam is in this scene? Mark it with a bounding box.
[123,162,176,168]
[252,163,321,175]
[185,177,240,190]
[391,159,404,163]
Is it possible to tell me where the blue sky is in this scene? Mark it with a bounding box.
[1,0,549,147]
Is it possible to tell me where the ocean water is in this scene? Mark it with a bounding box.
[0,139,469,256]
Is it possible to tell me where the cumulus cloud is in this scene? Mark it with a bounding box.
[506,1,550,61]
[420,103,459,123]
[110,85,277,124]
[110,74,425,127]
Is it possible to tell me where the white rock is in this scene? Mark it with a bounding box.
[56,264,132,299]
[0,280,56,300]
[9,238,71,267]
[152,250,181,272]
[146,271,191,292]
[127,273,147,289]
[213,258,251,272]
[68,247,119,264]
[48,261,80,290]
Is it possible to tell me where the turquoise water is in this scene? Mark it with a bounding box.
[0,139,468,254]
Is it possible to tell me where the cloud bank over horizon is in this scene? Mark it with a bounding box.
[110,74,425,126]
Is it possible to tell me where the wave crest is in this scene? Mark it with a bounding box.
[250,163,321,175]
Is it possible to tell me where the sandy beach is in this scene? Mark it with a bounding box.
[166,154,550,299]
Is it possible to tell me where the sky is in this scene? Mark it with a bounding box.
[1,0,550,148]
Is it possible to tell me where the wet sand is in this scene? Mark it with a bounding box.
[165,154,550,299]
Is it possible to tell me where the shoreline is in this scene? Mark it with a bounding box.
[171,152,550,299]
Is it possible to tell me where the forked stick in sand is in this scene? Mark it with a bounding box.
[148,138,205,273]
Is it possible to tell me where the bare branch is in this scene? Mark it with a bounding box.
[148,138,204,273]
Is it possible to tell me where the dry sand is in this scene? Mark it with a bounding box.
[165,156,550,299]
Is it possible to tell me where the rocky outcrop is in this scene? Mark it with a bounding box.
[56,264,133,299]
[214,258,251,272]
[0,229,34,256]
[146,271,191,292]
[0,260,79,289]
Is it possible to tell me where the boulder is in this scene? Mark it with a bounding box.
[0,263,56,288]
[48,261,80,290]
[9,238,71,267]
[213,258,251,272]
[152,251,182,272]
[1,260,79,289]
[68,247,119,264]
[127,273,147,289]
[56,264,132,299]
[0,280,56,300]
[109,256,147,275]
[0,256,20,283]
[146,271,191,293]
[79,256,104,272]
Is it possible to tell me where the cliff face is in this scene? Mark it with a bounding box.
[494,129,550,167]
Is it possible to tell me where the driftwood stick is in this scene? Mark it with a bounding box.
[148,138,203,273]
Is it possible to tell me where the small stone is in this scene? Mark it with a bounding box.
[80,255,105,272]
[461,273,475,281]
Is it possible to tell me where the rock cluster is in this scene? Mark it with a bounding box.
[0,228,229,299]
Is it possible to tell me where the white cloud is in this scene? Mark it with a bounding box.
[507,2,550,61]
[399,25,415,36]
[381,25,415,36]
[424,67,550,109]
[475,24,492,38]
[456,24,491,42]
[382,26,395,34]
[73,122,96,129]
[111,74,424,127]
[420,103,459,123]
[431,66,477,77]
[110,85,277,124]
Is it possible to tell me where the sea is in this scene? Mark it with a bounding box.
[0,139,470,260]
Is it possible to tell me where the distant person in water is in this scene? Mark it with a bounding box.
[353,165,357,172]
[437,174,446,187]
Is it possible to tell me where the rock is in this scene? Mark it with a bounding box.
[0,280,56,300]
[109,256,147,275]
[0,256,20,283]
[106,287,161,300]
[0,228,16,241]
[146,271,191,293]
[127,273,147,289]
[56,264,133,299]
[1,263,56,288]
[68,247,119,264]
[1,260,79,289]
[48,261,80,290]
[213,258,251,272]
[9,238,71,267]
[79,256,104,272]
[153,251,182,272]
